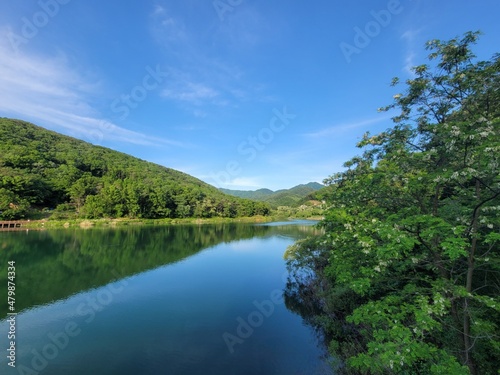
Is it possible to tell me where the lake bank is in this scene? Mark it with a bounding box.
[6,215,323,230]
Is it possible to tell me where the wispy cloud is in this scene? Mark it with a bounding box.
[214,6,268,48]
[403,50,417,75]
[401,29,421,43]
[401,28,423,75]
[225,177,263,189]
[195,173,263,190]
[150,5,188,44]
[0,32,181,147]
[159,68,229,117]
[162,76,220,105]
[148,5,272,115]
[303,116,391,138]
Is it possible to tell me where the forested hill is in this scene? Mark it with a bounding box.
[0,118,270,220]
[220,182,323,207]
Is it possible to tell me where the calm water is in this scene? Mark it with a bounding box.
[0,221,333,375]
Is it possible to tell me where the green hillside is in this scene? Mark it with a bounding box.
[0,118,270,220]
[219,188,274,200]
[221,182,323,207]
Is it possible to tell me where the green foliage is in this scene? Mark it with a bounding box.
[0,187,30,219]
[0,119,270,220]
[286,31,499,374]
[220,187,275,200]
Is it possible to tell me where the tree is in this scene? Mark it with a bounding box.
[68,174,97,212]
[286,32,499,374]
[0,188,30,219]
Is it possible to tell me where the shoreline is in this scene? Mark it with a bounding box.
[3,215,323,230]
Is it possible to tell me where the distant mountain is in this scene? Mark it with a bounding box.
[0,118,270,220]
[219,188,274,200]
[220,182,324,207]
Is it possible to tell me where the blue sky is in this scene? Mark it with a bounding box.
[0,1,499,190]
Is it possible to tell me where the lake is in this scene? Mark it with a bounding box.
[0,221,334,375]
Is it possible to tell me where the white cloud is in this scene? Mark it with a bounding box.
[148,5,272,115]
[303,116,391,138]
[401,28,422,43]
[229,240,261,252]
[0,33,181,147]
[151,6,188,44]
[158,67,231,115]
[404,50,417,75]
[225,177,263,189]
[162,81,219,104]
[152,5,165,16]
[401,28,424,75]
[197,175,263,190]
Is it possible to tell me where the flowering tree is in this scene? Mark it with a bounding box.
[286,31,499,374]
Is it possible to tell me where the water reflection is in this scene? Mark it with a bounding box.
[0,221,334,375]
[0,221,320,316]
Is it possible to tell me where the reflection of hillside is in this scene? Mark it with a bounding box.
[261,226,322,240]
[0,223,319,316]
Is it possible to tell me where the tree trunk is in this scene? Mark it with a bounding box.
[463,178,480,375]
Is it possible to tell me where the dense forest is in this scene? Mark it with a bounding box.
[0,119,270,220]
[285,32,499,374]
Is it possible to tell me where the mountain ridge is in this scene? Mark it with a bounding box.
[220,182,324,207]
